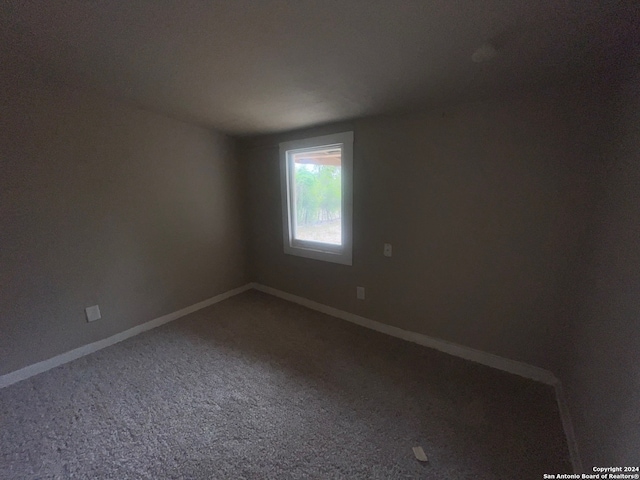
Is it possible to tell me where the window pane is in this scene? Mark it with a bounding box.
[291,145,342,245]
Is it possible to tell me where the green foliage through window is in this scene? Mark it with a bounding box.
[294,164,341,226]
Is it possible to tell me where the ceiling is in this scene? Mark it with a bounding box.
[1,0,637,136]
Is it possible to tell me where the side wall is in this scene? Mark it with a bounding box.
[241,86,607,372]
[559,60,640,467]
[0,80,247,375]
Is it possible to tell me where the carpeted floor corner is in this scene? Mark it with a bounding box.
[0,290,571,479]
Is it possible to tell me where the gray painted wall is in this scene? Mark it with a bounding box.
[3,60,633,465]
[0,80,246,375]
[559,61,640,467]
[241,86,607,372]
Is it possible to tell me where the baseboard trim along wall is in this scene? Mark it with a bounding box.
[0,283,253,389]
[250,282,582,473]
[553,382,584,473]
[1,280,582,473]
[251,283,557,383]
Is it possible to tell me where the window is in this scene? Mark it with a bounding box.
[279,131,353,265]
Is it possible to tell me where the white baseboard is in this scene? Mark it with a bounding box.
[1,280,582,473]
[0,283,253,389]
[553,382,583,474]
[251,282,582,473]
[251,283,557,384]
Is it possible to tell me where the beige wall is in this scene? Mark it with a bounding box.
[0,80,246,375]
[559,61,640,467]
[4,60,634,465]
[241,86,607,372]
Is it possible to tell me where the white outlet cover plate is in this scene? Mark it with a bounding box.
[356,287,365,300]
[85,305,101,322]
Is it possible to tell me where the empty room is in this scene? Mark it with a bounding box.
[1,1,638,478]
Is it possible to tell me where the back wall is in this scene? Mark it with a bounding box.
[241,84,608,372]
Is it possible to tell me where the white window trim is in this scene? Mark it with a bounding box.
[279,131,353,266]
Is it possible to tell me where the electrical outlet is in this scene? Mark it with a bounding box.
[384,243,392,257]
[85,305,101,322]
[356,286,365,300]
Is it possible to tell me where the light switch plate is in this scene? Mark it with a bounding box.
[85,305,101,322]
[356,286,365,300]
[383,243,392,257]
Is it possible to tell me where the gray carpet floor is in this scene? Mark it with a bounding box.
[1,290,571,479]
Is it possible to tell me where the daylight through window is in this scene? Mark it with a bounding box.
[279,131,353,265]
[291,146,342,245]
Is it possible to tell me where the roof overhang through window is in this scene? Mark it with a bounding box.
[291,146,342,166]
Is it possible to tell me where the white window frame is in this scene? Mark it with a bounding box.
[279,131,353,266]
